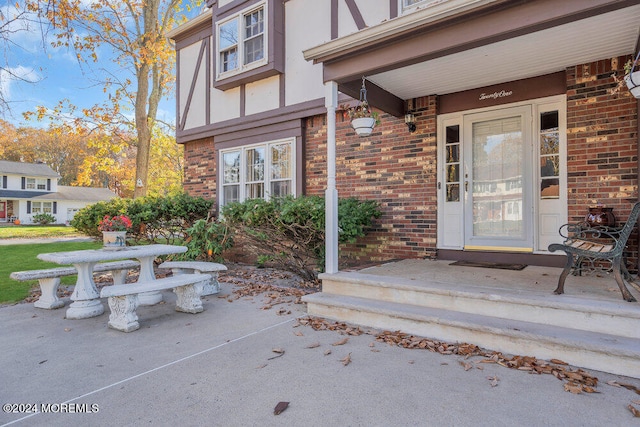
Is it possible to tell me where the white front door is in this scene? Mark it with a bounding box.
[463,106,533,251]
[438,97,567,253]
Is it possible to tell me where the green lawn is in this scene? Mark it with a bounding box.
[0,241,103,304]
[0,225,85,239]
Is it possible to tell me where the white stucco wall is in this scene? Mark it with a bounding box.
[285,0,327,105]
[211,86,241,122]
[245,75,280,115]
[180,40,209,130]
[338,0,389,38]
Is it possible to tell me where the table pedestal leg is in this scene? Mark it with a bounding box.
[136,256,163,305]
[66,262,104,319]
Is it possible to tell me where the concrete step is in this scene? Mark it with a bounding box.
[319,271,640,339]
[302,292,640,378]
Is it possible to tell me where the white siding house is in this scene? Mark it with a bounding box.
[0,160,117,225]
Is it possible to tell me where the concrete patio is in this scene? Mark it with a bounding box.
[1,262,640,426]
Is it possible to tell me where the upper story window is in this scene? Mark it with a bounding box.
[401,0,449,13]
[216,3,266,79]
[26,178,47,190]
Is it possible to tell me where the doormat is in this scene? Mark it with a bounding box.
[449,260,527,271]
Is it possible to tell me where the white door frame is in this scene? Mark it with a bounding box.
[436,95,567,253]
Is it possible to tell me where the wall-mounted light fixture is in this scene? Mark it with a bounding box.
[405,113,416,133]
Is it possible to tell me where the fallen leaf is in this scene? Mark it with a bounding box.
[459,361,473,371]
[617,382,640,395]
[550,359,568,365]
[256,364,268,369]
[487,376,499,387]
[324,349,332,356]
[332,337,349,346]
[306,342,321,349]
[629,404,640,418]
[564,382,583,394]
[64,328,71,332]
[340,353,352,366]
[408,360,415,364]
[268,348,285,360]
[274,402,289,415]
[293,331,304,337]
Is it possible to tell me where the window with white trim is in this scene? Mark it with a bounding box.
[401,0,450,13]
[26,178,47,190]
[216,3,266,79]
[220,138,294,206]
[31,201,52,214]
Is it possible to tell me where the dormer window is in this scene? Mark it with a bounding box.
[216,3,266,79]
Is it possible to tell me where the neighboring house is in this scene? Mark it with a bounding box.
[170,0,640,269]
[0,160,117,225]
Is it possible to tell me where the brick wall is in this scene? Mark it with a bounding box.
[183,137,218,202]
[566,55,639,269]
[305,96,439,265]
[182,56,639,268]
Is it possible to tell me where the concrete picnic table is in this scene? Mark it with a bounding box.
[37,244,187,319]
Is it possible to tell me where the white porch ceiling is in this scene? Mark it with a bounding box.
[367,5,640,99]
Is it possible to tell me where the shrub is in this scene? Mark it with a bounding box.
[32,212,57,225]
[70,193,214,243]
[222,195,380,281]
[180,217,234,262]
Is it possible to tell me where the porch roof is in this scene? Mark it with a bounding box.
[0,190,51,199]
[304,0,640,116]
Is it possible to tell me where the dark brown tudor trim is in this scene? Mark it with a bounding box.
[179,38,210,131]
[331,0,338,40]
[176,97,327,143]
[211,0,285,91]
[344,0,366,30]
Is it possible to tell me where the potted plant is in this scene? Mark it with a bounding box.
[98,214,132,249]
[340,77,381,137]
[624,52,640,99]
[342,100,380,137]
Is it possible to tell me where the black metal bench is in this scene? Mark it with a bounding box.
[548,202,640,302]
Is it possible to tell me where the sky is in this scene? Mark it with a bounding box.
[1,0,204,128]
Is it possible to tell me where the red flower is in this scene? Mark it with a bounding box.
[98,215,132,232]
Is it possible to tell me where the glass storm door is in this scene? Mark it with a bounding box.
[463,106,533,251]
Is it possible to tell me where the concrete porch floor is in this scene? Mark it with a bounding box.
[354,258,640,303]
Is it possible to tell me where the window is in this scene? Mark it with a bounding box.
[539,111,560,199]
[220,139,294,206]
[216,3,266,78]
[31,201,52,214]
[26,178,47,190]
[401,0,446,12]
[445,125,460,202]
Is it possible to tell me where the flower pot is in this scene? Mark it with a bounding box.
[102,231,127,249]
[624,71,640,99]
[351,117,376,137]
[585,207,615,227]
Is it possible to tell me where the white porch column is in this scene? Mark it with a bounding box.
[325,81,339,274]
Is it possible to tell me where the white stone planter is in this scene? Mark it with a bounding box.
[351,117,376,137]
[102,231,127,249]
[624,71,640,99]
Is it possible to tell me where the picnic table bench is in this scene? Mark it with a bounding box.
[548,201,640,302]
[159,261,227,295]
[100,273,210,332]
[10,260,140,310]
